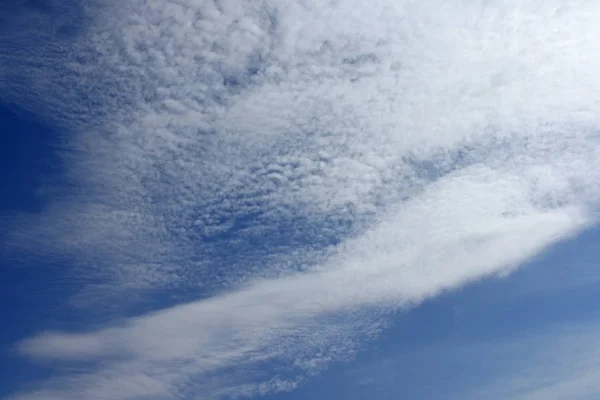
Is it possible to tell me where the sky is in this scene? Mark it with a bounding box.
[1,0,600,399]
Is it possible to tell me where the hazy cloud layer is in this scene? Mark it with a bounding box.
[3,0,600,398]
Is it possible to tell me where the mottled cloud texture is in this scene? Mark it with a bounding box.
[2,0,600,398]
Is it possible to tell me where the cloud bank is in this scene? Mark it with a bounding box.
[3,0,600,398]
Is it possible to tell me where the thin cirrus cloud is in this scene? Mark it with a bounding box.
[3,0,600,399]
[344,311,600,400]
[461,322,600,400]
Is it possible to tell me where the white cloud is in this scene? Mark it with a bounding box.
[3,0,600,398]
[11,170,591,399]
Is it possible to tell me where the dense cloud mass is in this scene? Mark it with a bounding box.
[2,0,600,399]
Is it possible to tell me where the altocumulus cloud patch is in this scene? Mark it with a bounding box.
[2,0,600,399]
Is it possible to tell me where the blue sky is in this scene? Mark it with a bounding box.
[2,0,600,399]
